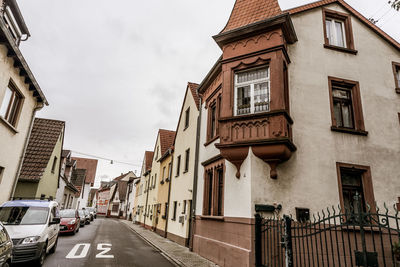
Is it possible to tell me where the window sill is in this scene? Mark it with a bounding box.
[183,170,188,174]
[204,135,219,147]
[199,215,224,221]
[323,44,357,55]
[0,116,18,134]
[183,125,189,131]
[396,87,400,94]
[331,126,368,136]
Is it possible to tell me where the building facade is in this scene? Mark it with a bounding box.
[14,118,64,200]
[0,0,48,204]
[193,0,400,266]
[55,150,78,209]
[134,151,153,225]
[167,82,200,247]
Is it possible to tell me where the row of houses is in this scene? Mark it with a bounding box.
[128,0,400,266]
[0,0,99,209]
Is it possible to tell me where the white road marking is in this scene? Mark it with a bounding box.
[66,243,91,259]
[96,243,114,258]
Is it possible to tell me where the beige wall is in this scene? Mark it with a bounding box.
[168,89,199,240]
[0,45,40,204]
[156,152,173,234]
[146,135,161,228]
[251,3,400,216]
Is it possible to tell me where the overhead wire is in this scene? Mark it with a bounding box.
[70,150,142,168]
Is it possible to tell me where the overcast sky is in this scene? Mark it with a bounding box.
[17,0,399,187]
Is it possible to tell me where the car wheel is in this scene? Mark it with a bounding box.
[36,245,46,266]
[49,238,58,254]
[76,226,80,232]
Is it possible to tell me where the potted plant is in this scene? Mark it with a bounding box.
[393,241,400,266]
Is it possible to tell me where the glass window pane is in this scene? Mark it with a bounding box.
[341,172,362,186]
[237,85,250,115]
[397,69,400,87]
[254,82,269,112]
[237,68,267,84]
[326,19,332,44]
[332,88,350,99]
[333,102,342,127]
[342,103,353,128]
[0,87,12,118]
[335,21,345,47]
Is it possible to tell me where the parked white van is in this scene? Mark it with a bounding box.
[0,200,60,266]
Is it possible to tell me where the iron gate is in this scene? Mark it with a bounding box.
[255,194,400,267]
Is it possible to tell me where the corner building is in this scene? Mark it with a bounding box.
[193,0,400,266]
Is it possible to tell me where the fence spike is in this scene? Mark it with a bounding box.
[332,205,336,216]
[383,202,389,215]
[317,212,321,221]
[376,202,380,213]
[327,207,331,217]
[313,213,317,223]
[366,203,371,212]
[322,209,326,219]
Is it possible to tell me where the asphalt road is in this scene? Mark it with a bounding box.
[41,217,175,267]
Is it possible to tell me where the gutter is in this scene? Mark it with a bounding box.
[10,101,44,199]
[143,172,150,227]
[164,157,173,238]
[189,98,202,251]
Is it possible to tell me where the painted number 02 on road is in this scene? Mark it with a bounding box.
[66,243,114,259]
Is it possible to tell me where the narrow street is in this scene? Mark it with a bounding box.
[42,218,175,267]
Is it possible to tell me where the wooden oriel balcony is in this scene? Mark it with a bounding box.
[215,110,296,179]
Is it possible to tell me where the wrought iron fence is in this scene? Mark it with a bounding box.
[255,194,400,267]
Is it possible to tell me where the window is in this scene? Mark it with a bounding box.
[51,156,57,173]
[206,94,221,143]
[0,167,4,184]
[184,107,190,129]
[167,162,172,181]
[392,62,400,93]
[202,160,224,216]
[182,200,186,214]
[210,105,217,138]
[0,82,23,127]
[328,77,366,134]
[336,163,375,214]
[164,202,168,218]
[234,68,269,116]
[162,166,166,181]
[184,149,190,173]
[172,201,177,221]
[322,9,355,53]
[176,155,181,176]
[153,173,157,188]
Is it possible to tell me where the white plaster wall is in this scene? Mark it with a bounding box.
[146,135,161,226]
[81,183,91,208]
[55,178,66,205]
[251,4,400,217]
[0,45,39,204]
[168,89,199,238]
[195,101,253,218]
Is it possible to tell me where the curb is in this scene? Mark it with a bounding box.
[121,221,185,267]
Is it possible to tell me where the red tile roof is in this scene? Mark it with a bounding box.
[117,181,128,201]
[159,129,176,156]
[285,0,400,51]
[71,157,98,185]
[144,151,154,171]
[221,0,282,33]
[188,82,200,110]
[19,118,65,181]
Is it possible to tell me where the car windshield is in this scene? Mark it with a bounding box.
[60,210,76,218]
[0,206,49,225]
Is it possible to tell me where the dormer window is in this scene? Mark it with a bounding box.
[234,67,269,116]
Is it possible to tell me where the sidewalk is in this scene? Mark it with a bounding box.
[121,220,218,267]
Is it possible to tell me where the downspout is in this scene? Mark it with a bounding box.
[164,155,173,238]
[189,99,202,251]
[10,101,44,199]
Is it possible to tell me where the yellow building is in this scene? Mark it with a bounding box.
[14,118,65,200]
[155,147,173,237]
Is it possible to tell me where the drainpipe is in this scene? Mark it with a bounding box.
[10,101,44,199]
[189,99,202,251]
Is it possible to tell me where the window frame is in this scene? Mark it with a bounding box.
[336,162,376,214]
[392,61,400,94]
[328,77,367,135]
[172,201,177,221]
[0,166,4,184]
[184,149,190,173]
[322,8,357,54]
[184,107,190,129]
[176,155,181,177]
[0,81,24,129]
[233,66,270,116]
[202,159,225,217]
[51,156,58,174]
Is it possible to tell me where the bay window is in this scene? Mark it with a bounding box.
[234,67,270,116]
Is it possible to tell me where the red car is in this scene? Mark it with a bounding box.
[59,209,80,234]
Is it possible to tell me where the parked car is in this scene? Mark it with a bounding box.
[59,209,80,235]
[0,200,60,266]
[77,210,86,227]
[79,209,90,225]
[86,207,96,220]
[83,208,93,221]
[0,222,12,267]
